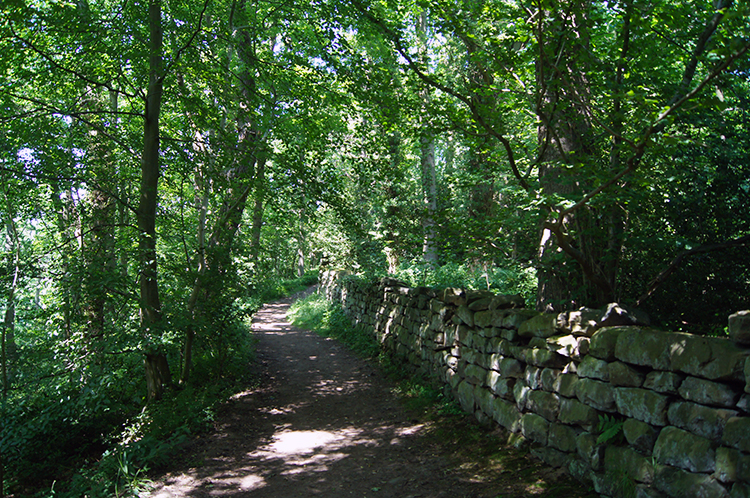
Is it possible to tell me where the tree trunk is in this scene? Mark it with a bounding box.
[535,1,597,311]
[140,0,170,401]
[81,88,117,351]
[1,213,19,396]
[417,11,439,266]
[249,157,266,263]
[297,200,307,277]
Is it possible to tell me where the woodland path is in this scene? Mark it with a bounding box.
[147,291,584,498]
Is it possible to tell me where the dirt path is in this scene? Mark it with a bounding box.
[147,294,581,498]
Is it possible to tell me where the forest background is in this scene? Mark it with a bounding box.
[0,0,748,495]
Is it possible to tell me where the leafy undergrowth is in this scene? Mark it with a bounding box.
[7,275,318,498]
[289,293,598,498]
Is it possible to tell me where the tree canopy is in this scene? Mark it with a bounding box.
[0,0,748,494]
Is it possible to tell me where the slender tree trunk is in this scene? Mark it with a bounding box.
[180,132,210,384]
[249,157,266,263]
[140,0,170,401]
[297,198,307,277]
[1,214,19,396]
[417,11,439,266]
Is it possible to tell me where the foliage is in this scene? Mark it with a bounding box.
[288,293,382,359]
[596,414,625,446]
[1,0,750,493]
[392,261,537,303]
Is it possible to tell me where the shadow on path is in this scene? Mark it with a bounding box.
[147,294,571,498]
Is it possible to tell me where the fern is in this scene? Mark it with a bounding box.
[596,414,624,445]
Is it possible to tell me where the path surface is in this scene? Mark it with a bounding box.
[147,294,575,498]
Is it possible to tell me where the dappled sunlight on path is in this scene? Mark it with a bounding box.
[148,296,442,498]
[147,293,576,498]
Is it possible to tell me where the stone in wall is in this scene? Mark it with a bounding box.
[578,355,611,382]
[576,378,617,413]
[546,334,580,358]
[512,346,569,369]
[576,432,604,471]
[558,307,601,337]
[591,326,630,361]
[670,335,747,381]
[474,384,495,419]
[654,465,730,498]
[440,287,465,306]
[732,482,750,498]
[722,417,750,453]
[609,361,646,387]
[599,302,651,328]
[604,445,655,484]
[654,426,717,473]
[623,418,659,455]
[679,376,740,408]
[614,387,670,426]
[491,397,521,432]
[521,412,549,445]
[729,311,750,346]
[553,373,579,398]
[559,397,599,431]
[456,304,474,327]
[616,328,746,381]
[457,380,475,413]
[489,293,526,310]
[488,354,523,378]
[526,390,561,422]
[568,457,593,483]
[518,313,561,339]
[548,422,579,453]
[487,370,515,399]
[715,446,747,484]
[614,328,674,370]
[474,310,493,328]
[464,363,488,386]
[514,380,531,411]
[667,401,738,440]
[540,368,561,392]
[737,394,750,413]
[524,365,543,390]
[530,446,570,468]
[644,371,684,395]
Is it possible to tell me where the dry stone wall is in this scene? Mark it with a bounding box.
[320,270,750,498]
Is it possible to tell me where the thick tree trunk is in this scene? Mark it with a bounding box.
[82,89,117,349]
[535,1,598,311]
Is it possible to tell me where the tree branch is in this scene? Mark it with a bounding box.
[636,234,750,306]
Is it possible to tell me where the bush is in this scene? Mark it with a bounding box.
[392,261,537,304]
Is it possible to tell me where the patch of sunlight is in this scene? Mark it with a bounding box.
[311,378,363,396]
[525,479,548,494]
[269,430,342,455]
[239,474,265,490]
